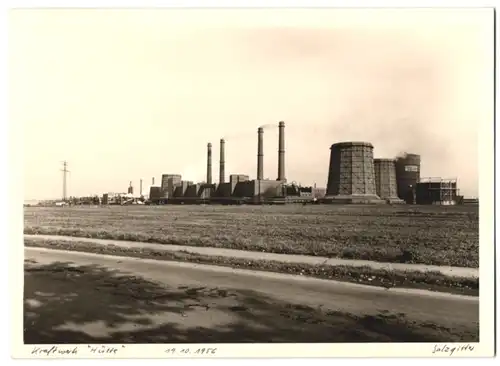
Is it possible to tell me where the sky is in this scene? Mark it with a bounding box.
[9,8,492,200]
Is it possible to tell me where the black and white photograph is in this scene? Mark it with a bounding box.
[7,3,495,359]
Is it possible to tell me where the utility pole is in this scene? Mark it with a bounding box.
[61,161,70,201]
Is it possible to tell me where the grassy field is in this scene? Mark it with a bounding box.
[24,204,479,268]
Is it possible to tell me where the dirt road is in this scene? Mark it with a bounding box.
[24,247,479,344]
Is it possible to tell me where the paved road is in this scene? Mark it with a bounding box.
[23,247,479,344]
[24,234,478,278]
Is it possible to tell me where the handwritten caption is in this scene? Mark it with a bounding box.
[31,345,126,357]
[165,347,218,356]
[432,344,475,356]
[30,345,218,357]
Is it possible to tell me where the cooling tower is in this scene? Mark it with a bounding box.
[325,142,383,204]
[207,142,212,184]
[395,153,421,204]
[277,121,285,182]
[257,127,264,180]
[374,159,404,203]
[219,139,225,184]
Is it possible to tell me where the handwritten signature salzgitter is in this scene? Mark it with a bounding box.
[432,344,475,356]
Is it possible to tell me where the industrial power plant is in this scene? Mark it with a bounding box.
[91,121,463,207]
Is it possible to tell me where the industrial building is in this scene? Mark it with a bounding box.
[101,120,461,206]
[143,121,317,205]
[395,153,421,204]
[324,142,384,204]
[373,158,404,204]
[415,178,459,205]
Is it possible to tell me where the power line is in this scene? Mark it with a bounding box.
[61,161,70,201]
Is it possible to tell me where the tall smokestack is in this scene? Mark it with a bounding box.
[140,179,143,195]
[207,142,212,184]
[152,177,155,185]
[219,139,225,184]
[257,127,264,180]
[277,121,285,181]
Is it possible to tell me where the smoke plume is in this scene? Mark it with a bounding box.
[258,123,278,130]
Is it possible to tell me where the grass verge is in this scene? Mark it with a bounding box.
[24,238,478,297]
[24,225,479,268]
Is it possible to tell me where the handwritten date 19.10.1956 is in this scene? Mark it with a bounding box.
[165,347,217,356]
